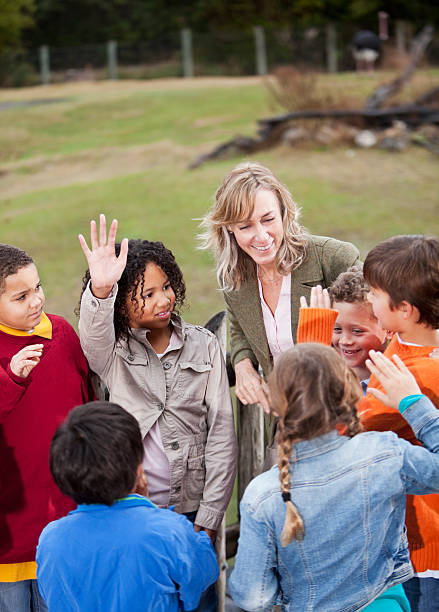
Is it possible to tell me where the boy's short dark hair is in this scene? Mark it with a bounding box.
[329,266,372,309]
[50,401,144,506]
[0,244,33,294]
[363,234,439,329]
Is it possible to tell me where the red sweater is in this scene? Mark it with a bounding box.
[0,314,94,566]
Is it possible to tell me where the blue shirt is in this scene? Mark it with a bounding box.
[36,495,218,611]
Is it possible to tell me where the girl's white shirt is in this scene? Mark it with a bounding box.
[142,329,179,508]
[257,272,294,363]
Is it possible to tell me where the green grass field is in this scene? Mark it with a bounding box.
[1,73,438,524]
[1,74,438,327]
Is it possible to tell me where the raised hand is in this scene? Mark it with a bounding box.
[10,344,44,378]
[299,285,331,310]
[78,214,128,299]
[365,350,421,409]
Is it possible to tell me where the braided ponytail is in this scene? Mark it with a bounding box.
[269,343,363,547]
[277,422,304,546]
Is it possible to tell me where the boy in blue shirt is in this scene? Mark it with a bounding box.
[36,401,219,612]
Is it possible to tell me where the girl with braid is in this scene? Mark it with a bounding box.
[230,344,439,612]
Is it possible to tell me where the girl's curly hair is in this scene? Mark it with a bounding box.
[78,240,185,342]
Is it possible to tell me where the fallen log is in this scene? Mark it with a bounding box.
[189,105,439,168]
[258,105,439,131]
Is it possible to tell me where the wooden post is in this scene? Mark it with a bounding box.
[204,311,228,612]
[107,40,118,80]
[253,26,268,76]
[395,21,408,55]
[325,23,338,73]
[39,45,50,85]
[181,28,194,78]
[237,399,265,501]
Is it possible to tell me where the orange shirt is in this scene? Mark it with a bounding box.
[297,308,439,571]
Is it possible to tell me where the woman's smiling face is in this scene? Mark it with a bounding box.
[228,189,284,267]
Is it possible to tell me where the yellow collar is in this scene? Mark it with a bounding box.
[0,312,52,339]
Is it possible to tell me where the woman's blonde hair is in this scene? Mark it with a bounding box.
[199,162,308,291]
[269,343,362,546]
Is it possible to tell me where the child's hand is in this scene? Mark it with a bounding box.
[365,350,421,408]
[300,285,331,310]
[78,214,129,299]
[10,344,43,378]
[194,524,217,544]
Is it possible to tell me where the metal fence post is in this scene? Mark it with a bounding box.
[39,45,50,85]
[181,28,194,78]
[325,23,338,73]
[107,40,118,80]
[253,26,267,75]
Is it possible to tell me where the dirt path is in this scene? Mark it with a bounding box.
[0,76,262,103]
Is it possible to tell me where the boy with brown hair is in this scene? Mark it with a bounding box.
[361,234,439,612]
[297,235,439,612]
[329,266,391,389]
[298,236,439,611]
[0,244,94,612]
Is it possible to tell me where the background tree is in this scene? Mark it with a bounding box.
[0,0,34,53]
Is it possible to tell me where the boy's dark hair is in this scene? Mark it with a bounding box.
[50,401,144,506]
[329,266,373,310]
[0,244,33,294]
[364,235,439,329]
[78,239,186,341]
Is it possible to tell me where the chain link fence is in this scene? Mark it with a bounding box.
[1,24,438,88]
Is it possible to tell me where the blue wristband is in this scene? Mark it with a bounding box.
[398,394,425,414]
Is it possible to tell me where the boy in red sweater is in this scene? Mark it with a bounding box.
[0,244,94,612]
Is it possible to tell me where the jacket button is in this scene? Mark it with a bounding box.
[127,354,134,362]
[157,402,164,411]
[163,362,171,370]
[171,441,179,450]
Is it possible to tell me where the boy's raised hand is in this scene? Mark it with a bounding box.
[78,214,128,299]
[365,350,421,409]
[10,344,44,378]
[300,285,331,310]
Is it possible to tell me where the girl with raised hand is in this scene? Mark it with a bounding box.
[230,344,439,612]
[78,215,237,612]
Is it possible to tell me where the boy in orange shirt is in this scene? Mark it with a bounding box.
[298,236,439,612]
[328,266,391,390]
[361,235,439,612]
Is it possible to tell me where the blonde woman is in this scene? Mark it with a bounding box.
[201,162,359,447]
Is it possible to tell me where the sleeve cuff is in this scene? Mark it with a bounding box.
[296,307,338,345]
[84,281,118,310]
[6,364,31,387]
[399,394,425,414]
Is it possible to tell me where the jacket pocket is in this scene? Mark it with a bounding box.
[114,347,149,388]
[185,454,206,503]
[175,361,212,400]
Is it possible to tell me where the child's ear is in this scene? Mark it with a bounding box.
[397,301,417,321]
[133,464,148,497]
